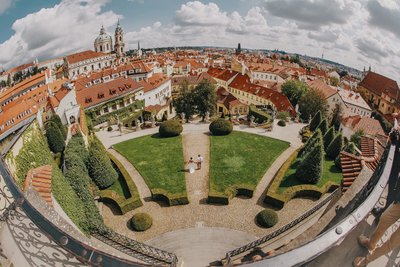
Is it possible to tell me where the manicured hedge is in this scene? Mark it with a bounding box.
[323,127,335,151]
[209,119,233,136]
[208,184,254,205]
[64,135,103,231]
[152,188,189,206]
[87,137,118,189]
[277,120,286,127]
[264,149,339,209]
[130,213,153,231]
[316,118,328,135]
[45,122,65,153]
[99,152,143,214]
[10,123,89,232]
[159,120,183,137]
[256,209,278,228]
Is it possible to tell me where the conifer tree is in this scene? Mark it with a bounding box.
[296,138,324,184]
[326,133,344,160]
[323,127,335,151]
[309,110,322,131]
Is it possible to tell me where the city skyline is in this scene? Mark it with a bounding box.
[0,0,399,81]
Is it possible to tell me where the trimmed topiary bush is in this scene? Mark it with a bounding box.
[209,118,233,136]
[309,111,322,131]
[50,114,67,140]
[277,120,286,127]
[130,213,152,231]
[159,120,183,137]
[296,139,324,184]
[316,118,328,135]
[326,133,343,160]
[107,126,113,132]
[87,138,118,189]
[323,127,335,151]
[256,209,278,228]
[299,129,322,157]
[45,122,65,153]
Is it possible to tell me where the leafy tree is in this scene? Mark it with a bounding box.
[296,138,324,184]
[330,104,342,131]
[339,70,348,78]
[173,80,195,122]
[0,80,6,88]
[330,77,340,86]
[45,122,65,153]
[161,112,167,122]
[326,133,344,159]
[87,138,118,189]
[350,129,364,150]
[281,80,309,107]
[193,79,217,121]
[323,127,335,151]
[316,118,328,135]
[309,111,322,131]
[299,88,327,121]
[50,114,67,140]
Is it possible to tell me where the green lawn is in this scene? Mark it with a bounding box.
[114,134,186,196]
[277,156,342,193]
[210,131,289,196]
[107,170,131,199]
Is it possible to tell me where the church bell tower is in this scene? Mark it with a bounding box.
[114,20,125,58]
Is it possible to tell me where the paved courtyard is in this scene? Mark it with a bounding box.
[97,120,324,265]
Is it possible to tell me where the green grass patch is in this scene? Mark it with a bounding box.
[278,156,342,193]
[113,134,187,205]
[209,131,289,202]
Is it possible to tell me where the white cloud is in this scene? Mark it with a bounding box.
[0,0,17,14]
[0,0,120,69]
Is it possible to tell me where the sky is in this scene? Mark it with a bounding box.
[0,0,399,81]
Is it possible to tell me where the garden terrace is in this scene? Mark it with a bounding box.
[209,131,289,204]
[113,134,188,206]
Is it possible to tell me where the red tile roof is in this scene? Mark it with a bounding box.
[207,67,238,82]
[217,87,245,109]
[23,165,53,207]
[138,73,170,93]
[229,73,296,116]
[66,50,107,64]
[340,152,362,192]
[360,136,385,171]
[76,77,143,109]
[359,71,400,101]
[341,115,385,137]
[0,98,39,135]
[307,79,337,99]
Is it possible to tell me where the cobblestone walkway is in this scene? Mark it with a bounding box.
[181,124,209,203]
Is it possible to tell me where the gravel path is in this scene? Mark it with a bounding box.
[101,121,322,245]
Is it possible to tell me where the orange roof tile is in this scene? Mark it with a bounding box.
[138,73,170,93]
[66,50,107,65]
[342,115,385,137]
[23,165,53,207]
[76,77,142,109]
[359,71,400,102]
[307,79,337,99]
[340,151,362,191]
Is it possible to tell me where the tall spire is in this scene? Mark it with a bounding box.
[100,24,105,34]
[138,41,140,50]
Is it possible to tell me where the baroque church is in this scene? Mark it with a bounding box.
[94,20,125,58]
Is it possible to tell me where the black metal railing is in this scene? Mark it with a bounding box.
[0,159,167,267]
[224,188,341,263]
[93,227,178,267]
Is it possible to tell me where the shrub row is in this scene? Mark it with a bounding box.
[64,135,103,232]
[87,137,118,189]
[151,188,189,206]
[99,152,143,214]
[207,184,254,205]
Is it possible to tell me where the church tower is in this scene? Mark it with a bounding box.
[114,20,125,58]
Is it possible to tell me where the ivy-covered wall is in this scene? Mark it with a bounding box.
[86,99,144,126]
[5,122,90,232]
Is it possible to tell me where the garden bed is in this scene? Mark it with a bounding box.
[264,150,341,209]
[99,152,143,214]
[209,131,289,204]
[113,134,188,206]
